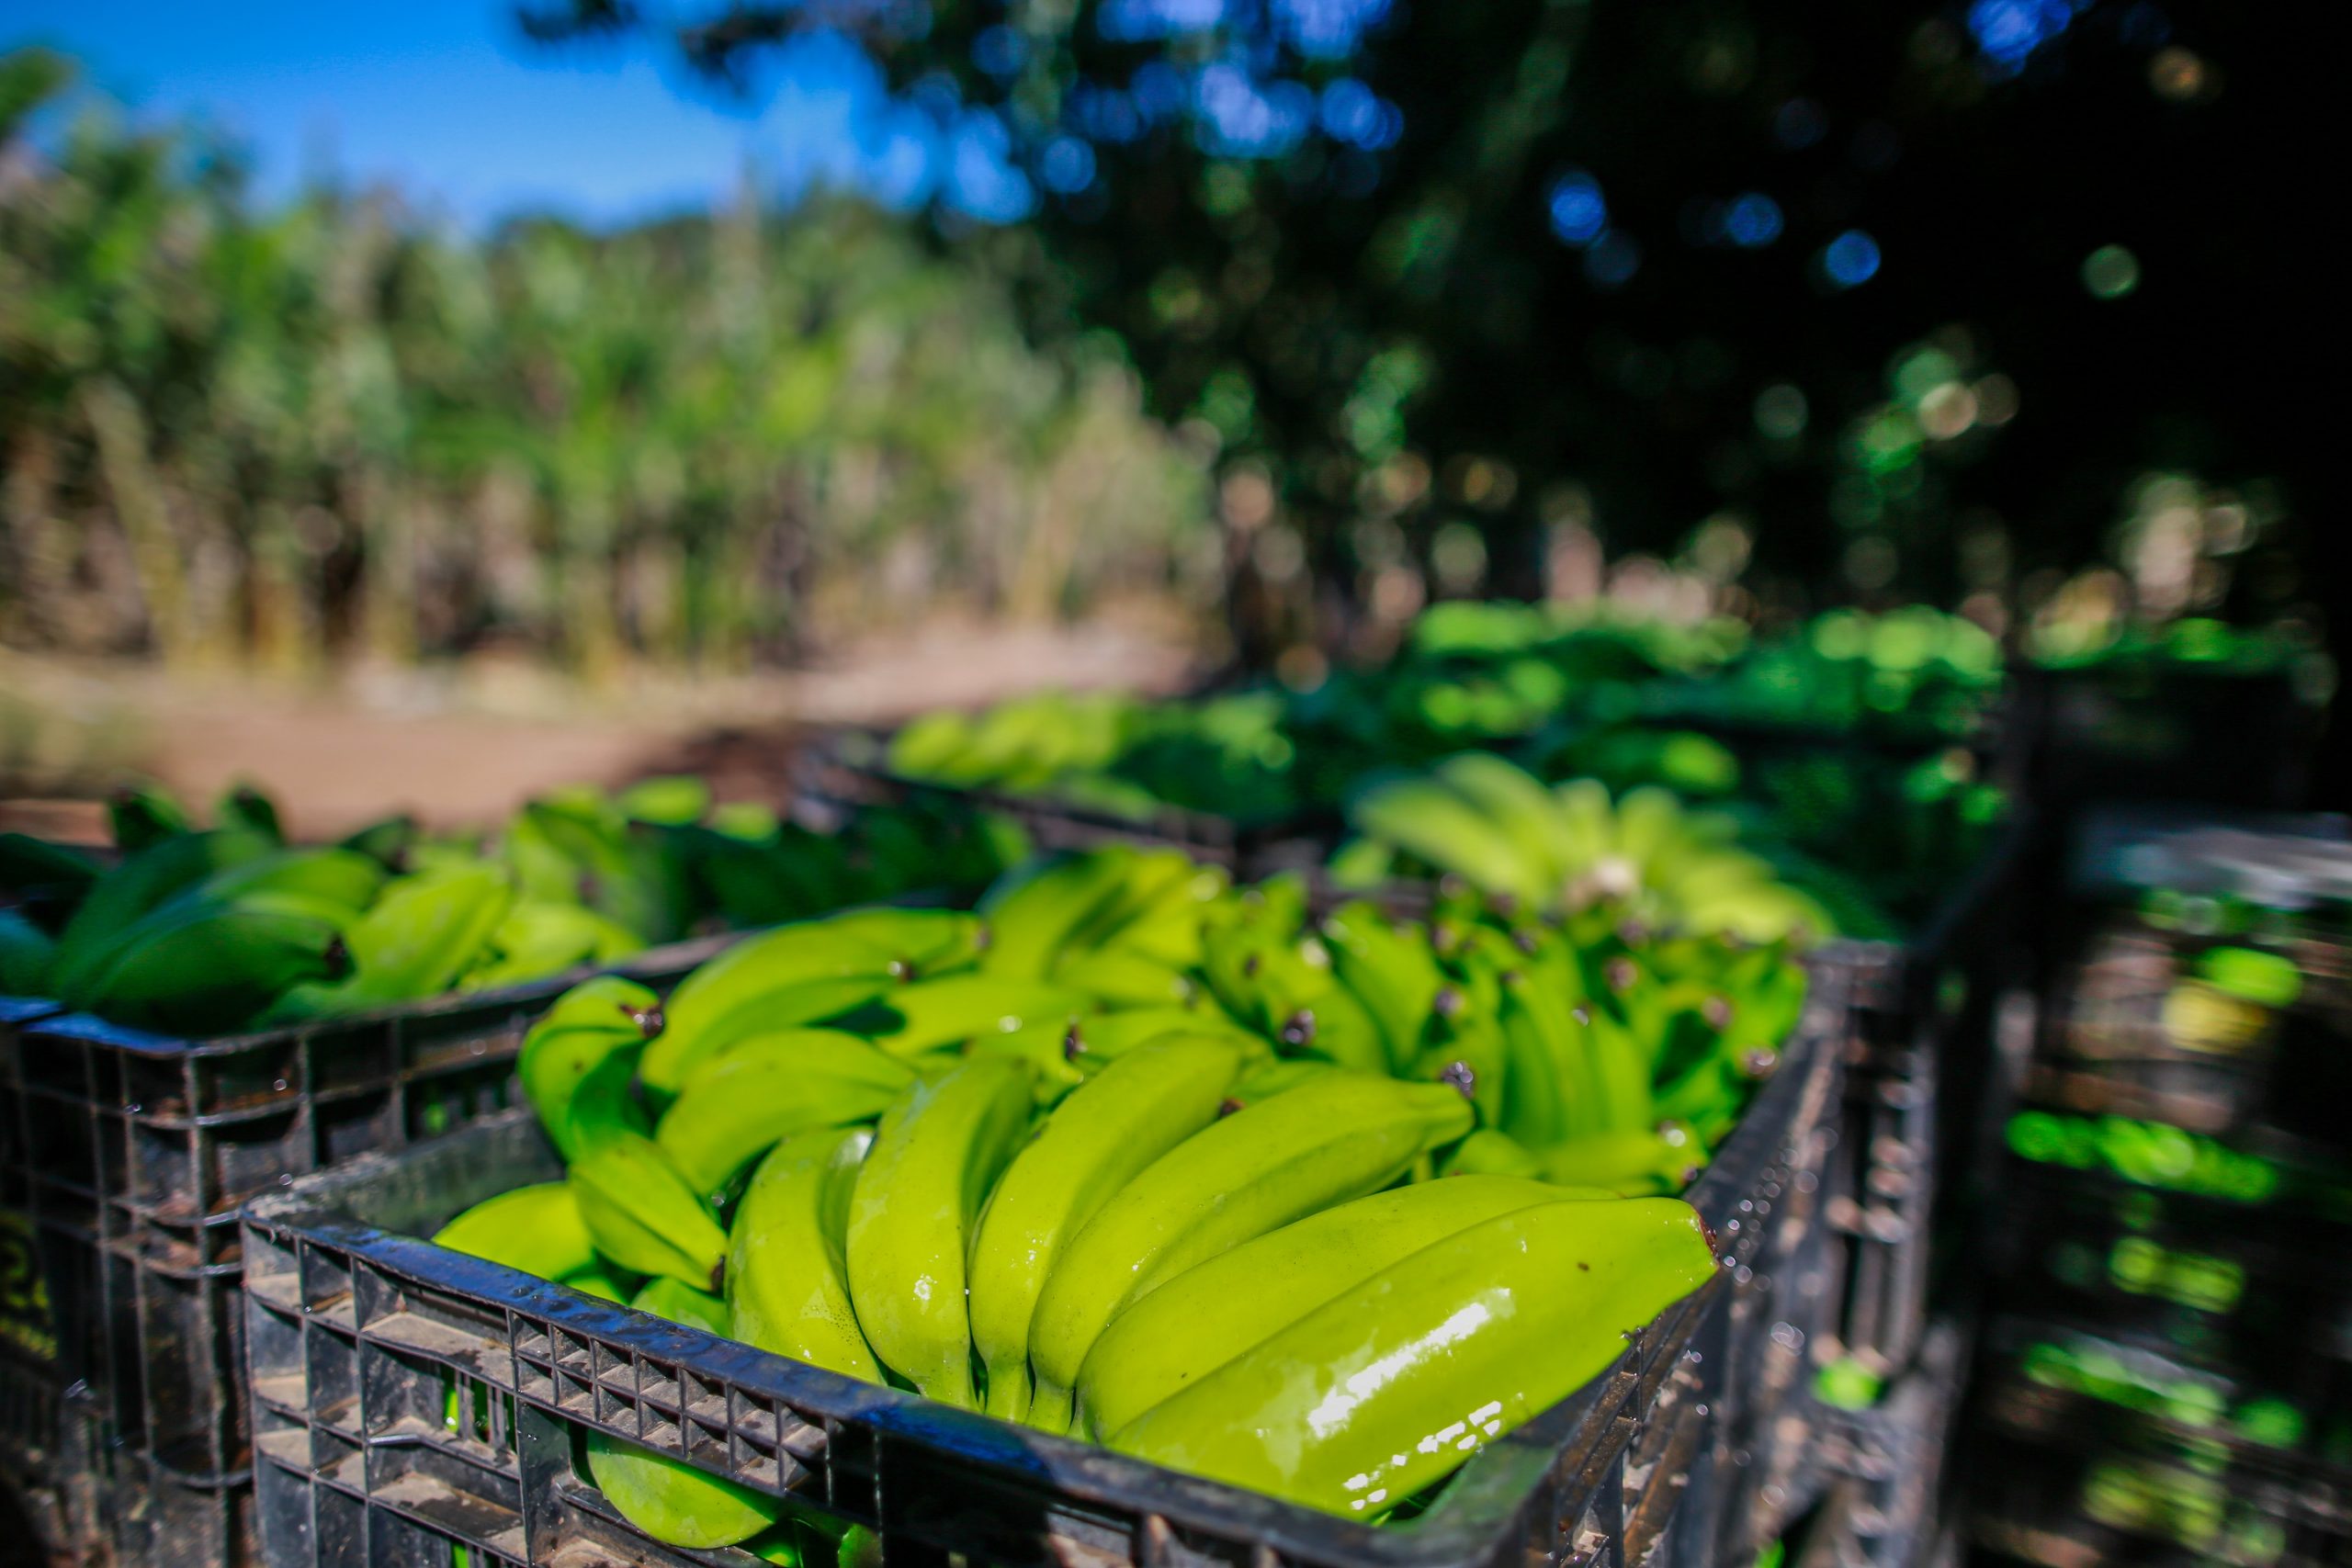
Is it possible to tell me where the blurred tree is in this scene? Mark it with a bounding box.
[520,0,2331,675]
[0,57,1212,671]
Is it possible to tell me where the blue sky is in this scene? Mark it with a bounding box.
[3,0,932,226]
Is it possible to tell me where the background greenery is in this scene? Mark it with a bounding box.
[0,49,1211,675]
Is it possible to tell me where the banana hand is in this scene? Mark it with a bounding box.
[967,1036,1243,1425]
[571,1133,731,1292]
[654,1031,911,1200]
[1024,1070,1475,1431]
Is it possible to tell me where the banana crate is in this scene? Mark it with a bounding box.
[1964,1316,2352,1568]
[1808,812,2033,1382]
[0,931,741,1568]
[1789,1320,1969,1568]
[236,958,1850,1568]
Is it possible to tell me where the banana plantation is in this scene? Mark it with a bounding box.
[0,50,1211,675]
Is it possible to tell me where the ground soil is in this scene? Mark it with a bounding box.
[0,619,1201,843]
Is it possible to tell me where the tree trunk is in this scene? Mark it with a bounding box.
[82,378,191,661]
[358,472,418,667]
[1,430,74,648]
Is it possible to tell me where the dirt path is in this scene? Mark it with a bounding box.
[0,620,1202,842]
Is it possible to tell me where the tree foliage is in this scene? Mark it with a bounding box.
[525,0,2325,661]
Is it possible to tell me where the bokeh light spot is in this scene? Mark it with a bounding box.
[2082,244,2141,299]
[1039,137,1098,194]
[1974,375,2020,425]
[1724,193,1783,247]
[1822,231,1882,288]
[1431,521,1488,592]
[1584,231,1642,288]
[1968,0,2074,70]
[1546,172,1608,245]
[1754,383,1809,439]
[972,25,1028,77]
[2150,47,2208,100]
[1773,98,1827,150]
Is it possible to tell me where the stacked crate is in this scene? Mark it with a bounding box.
[1968,814,2352,1566]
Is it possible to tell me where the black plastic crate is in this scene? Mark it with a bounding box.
[1984,1158,2352,1385]
[0,931,741,1568]
[1816,816,2033,1378]
[794,725,1331,871]
[1965,1319,2352,1567]
[1798,1321,1968,1568]
[239,958,1850,1568]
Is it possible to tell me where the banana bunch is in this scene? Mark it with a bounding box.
[881,690,1300,825]
[1639,606,2005,741]
[432,844,1814,1541]
[1332,752,1858,943]
[1,775,1025,1036]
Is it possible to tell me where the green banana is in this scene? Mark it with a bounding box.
[330,863,514,1008]
[978,850,1141,978]
[337,813,419,871]
[630,1275,729,1333]
[560,1263,635,1302]
[1089,860,1230,968]
[1199,924,1351,1058]
[1077,1175,1576,1439]
[1319,902,1444,1073]
[1024,1070,1476,1431]
[851,974,1091,1058]
[587,1429,780,1551]
[843,1059,1034,1406]
[182,846,388,916]
[48,828,275,998]
[1583,1007,1658,1134]
[1052,947,1195,1008]
[726,1127,879,1380]
[1064,848,1199,949]
[107,782,192,852]
[1433,752,1578,898]
[1108,1198,1719,1516]
[654,1031,913,1200]
[616,775,712,828]
[1068,1008,1261,1058]
[215,783,286,842]
[1540,1129,1707,1195]
[0,831,99,903]
[465,900,644,992]
[70,903,348,1033]
[1441,1128,1550,1179]
[1495,970,1580,1147]
[639,922,906,1095]
[519,977,665,1160]
[1287,974,1391,1075]
[0,910,56,995]
[819,908,988,975]
[1228,1056,1339,1106]
[1417,988,1510,1132]
[967,1037,1245,1425]
[571,1133,732,1292]
[433,1181,598,1281]
[1351,775,1541,906]
[964,1017,1094,1104]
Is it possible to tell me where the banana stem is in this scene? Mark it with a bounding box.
[1025,1381,1075,1436]
[980,1359,1033,1426]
